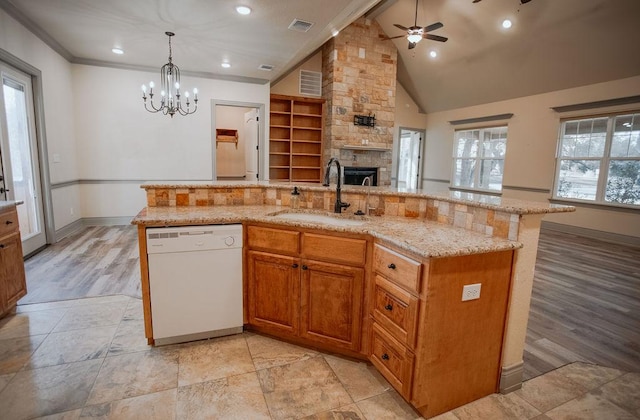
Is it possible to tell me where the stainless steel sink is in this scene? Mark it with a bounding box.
[269,211,366,227]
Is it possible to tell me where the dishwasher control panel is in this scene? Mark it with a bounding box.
[146,224,243,254]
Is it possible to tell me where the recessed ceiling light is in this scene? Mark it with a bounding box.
[502,19,512,29]
[429,50,437,58]
[221,62,231,68]
[111,48,124,55]
[236,5,251,15]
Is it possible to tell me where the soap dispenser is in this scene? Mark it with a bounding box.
[290,186,300,209]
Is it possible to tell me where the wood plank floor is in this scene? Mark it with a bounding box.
[19,225,141,304]
[16,224,640,379]
[523,228,640,379]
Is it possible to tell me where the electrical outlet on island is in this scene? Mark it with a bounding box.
[462,283,481,301]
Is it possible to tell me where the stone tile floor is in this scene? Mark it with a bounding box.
[0,295,638,419]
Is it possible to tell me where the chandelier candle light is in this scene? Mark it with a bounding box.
[142,32,198,117]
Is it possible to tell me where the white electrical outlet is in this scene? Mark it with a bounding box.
[70,207,74,216]
[462,283,481,301]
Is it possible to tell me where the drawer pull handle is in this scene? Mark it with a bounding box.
[292,263,299,268]
[0,244,4,249]
[302,265,308,270]
[5,220,12,225]
[388,263,396,269]
[384,304,393,311]
[381,353,390,361]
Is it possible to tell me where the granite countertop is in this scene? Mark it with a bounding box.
[0,200,23,211]
[132,205,523,259]
[140,181,575,216]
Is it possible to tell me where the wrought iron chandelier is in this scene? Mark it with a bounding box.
[141,32,198,117]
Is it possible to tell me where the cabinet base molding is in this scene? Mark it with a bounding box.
[499,361,524,393]
[246,326,368,362]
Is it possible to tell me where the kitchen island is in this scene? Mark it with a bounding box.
[132,181,574,418]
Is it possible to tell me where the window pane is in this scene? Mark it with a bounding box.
[454,131,479,158]
[561,118,607,158]
[557,159,600,200]
[483,139,506,159]
[605,160,640,205]
[454,159,476,188]
[611,114,640,158]
[479,159,504,191]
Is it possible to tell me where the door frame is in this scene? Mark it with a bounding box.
[0,48,55,249]
[395,126,426,190]
[211,99,266,181]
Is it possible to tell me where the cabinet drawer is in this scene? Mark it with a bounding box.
[373,244,421,293]
[370,322,414,398]
[372,275,419,348]
[247,225,300,255]
[302,233,366,266]
[0,208,19,238]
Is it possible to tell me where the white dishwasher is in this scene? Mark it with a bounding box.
[146,224,243,345]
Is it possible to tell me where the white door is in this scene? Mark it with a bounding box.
[244,109,259,180]
[397,128,424,190]
[0,63,46,256]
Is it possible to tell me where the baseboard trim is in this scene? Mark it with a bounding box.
[541,221,640,247]
[54,219,85,242]
[500,362,524,393]
[54,217,133,242]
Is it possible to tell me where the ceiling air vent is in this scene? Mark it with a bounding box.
[288,18,314,32]
[258,64,274,71]
[300,70,322,96]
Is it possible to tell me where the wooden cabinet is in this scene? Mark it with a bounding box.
[246,250,300,336]
[246,224,367,353]
[0,206,26,318]
[300,259,364,352]
[371,242,515,418]
[269,94,325,183]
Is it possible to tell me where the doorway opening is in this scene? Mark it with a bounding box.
[396,127,425,190]
[211,100,265,181]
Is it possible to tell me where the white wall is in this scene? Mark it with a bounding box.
[71,64,270,220]
[424,75,640,238]
[0,8,81,232]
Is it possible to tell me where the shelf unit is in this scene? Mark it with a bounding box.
[269,94,325,182]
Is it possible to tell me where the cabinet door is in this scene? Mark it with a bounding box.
[0,233,26,315]
[300,259,364,351]
[246,250,300,335]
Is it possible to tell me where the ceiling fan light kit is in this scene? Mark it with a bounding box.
[141,32,198,118]
[384,0,448,50]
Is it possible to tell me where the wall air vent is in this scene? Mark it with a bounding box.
[258,64,274,71]
[288,18,314,32]
[299,70,322,96]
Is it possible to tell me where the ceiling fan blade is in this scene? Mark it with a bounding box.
[425,34,448,42]
[394,23,409,31]
[424,22,444,33]
[408,42,417,50]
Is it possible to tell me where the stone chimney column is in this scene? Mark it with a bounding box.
[322,17,398,185]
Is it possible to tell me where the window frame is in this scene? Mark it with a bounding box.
[552,111,640,209]
[451,125,508,194]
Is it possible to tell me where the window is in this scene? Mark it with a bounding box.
[554,112,640,207]
[452,126,507,192]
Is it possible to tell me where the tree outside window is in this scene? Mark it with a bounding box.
[555,113,640,206]
[453,126,507,192]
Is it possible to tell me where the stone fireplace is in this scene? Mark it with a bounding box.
[322,17,398,185]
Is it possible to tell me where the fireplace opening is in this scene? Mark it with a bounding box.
[344,167,378,186]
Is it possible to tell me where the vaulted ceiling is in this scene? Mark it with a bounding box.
[2,0,639,113]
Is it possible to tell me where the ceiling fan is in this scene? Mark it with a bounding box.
[384,0,448,50]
